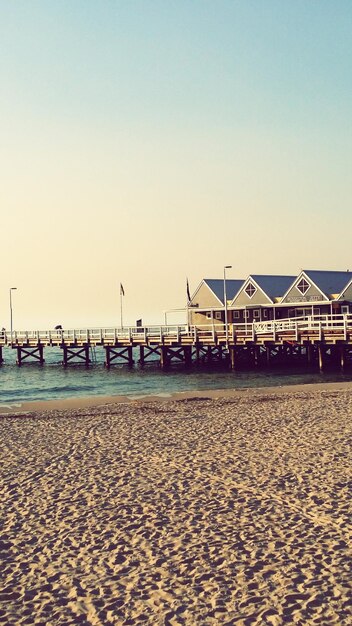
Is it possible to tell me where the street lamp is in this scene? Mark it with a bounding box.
[10,287,17,345]
[223,266,232,349]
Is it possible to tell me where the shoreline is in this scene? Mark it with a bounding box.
[2,378,352,414]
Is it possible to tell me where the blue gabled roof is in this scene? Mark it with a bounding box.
[204,279,244,304]
[250,275,296,300]
[304,270,352,296]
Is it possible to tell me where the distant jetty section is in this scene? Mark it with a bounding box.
[1,314,352,371]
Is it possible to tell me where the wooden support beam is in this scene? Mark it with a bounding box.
[104,346,135,369]
[139,345,160,365]
[0,347,3,364]
[62,345,90,367]
[16,345,45,367]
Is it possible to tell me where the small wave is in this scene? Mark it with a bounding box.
[0,403,22,409]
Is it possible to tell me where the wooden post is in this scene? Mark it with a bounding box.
[307,342,313,366]
[128,346,133,367]
[16,347,22,367]
[340,345,345,372]
[139,346,145,367]
[318,345,324,372]
[104,347,111,369]
[38,345,44,364]
[229,346,236,370]
[266,345,271,366]
[184,346,192,368]
[207,346,212,363]
[195,345,201,364]
[0,347,2,364]
[84,345,90,366]
[160,346,167,369]
[254,345,260,367]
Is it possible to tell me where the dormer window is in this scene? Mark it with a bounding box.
[297,278,310,295]
[245,282,257,298]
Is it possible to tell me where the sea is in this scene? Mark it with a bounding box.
[0,346,351,407]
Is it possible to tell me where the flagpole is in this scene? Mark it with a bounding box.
[186,278,191,331]
[120,283,124,329]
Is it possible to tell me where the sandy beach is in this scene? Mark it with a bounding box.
[1,384,351,625]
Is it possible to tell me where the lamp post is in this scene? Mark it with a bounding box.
[223,266,232,349]
[10,287,17,346]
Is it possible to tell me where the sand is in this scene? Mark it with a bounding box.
[0,385,351,625]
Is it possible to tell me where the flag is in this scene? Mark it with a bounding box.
[120,283,125,296]
[186,278,191,303]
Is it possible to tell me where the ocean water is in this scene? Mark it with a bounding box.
[0,346,351,405]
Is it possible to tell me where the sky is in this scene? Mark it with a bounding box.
[1,0,351,329]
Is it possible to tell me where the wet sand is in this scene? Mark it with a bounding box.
[1,384,351,625]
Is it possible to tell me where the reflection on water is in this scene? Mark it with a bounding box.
[0,346,351,404]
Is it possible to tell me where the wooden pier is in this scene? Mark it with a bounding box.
[1,314,352,371]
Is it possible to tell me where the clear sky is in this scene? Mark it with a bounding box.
[1,0,351,329]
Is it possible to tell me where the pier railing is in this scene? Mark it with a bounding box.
[0,325,192,347]
[1,314,352,347]
[253,314,352,339]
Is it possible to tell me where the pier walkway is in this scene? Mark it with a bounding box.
[1,314,352,370]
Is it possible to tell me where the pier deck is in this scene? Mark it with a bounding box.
[1,314,352,369]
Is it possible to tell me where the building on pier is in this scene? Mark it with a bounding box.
[230,274,295,323]
[187,269,352,326]
[279,269,352,317]
[188,278,244,327]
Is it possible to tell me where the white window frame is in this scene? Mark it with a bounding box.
[215,311,222,320]
[206,311,212,319]
[253,309,260,319]
[263,309,268,318]
[341,305,349,314]
[233,310,240,319]
[244,310,250,319]
[296,278,310,295]
[245,282,257,299]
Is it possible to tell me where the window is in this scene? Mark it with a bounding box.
[233,310,240,319]
[297,278,310,295]
[313,307,321,315]
[206,312,212,319]
[244,310,250,319]
[215,312,222,320]
[245,282,257,298]
[253,309,260,319]
[263,309,268,318]
[341,305,349,314]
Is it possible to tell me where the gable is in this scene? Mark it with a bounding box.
[338,278,352,301]
[281,272,327,303]
[232,278,272,307]
[251,275,296,300]
[190,281,223,308]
